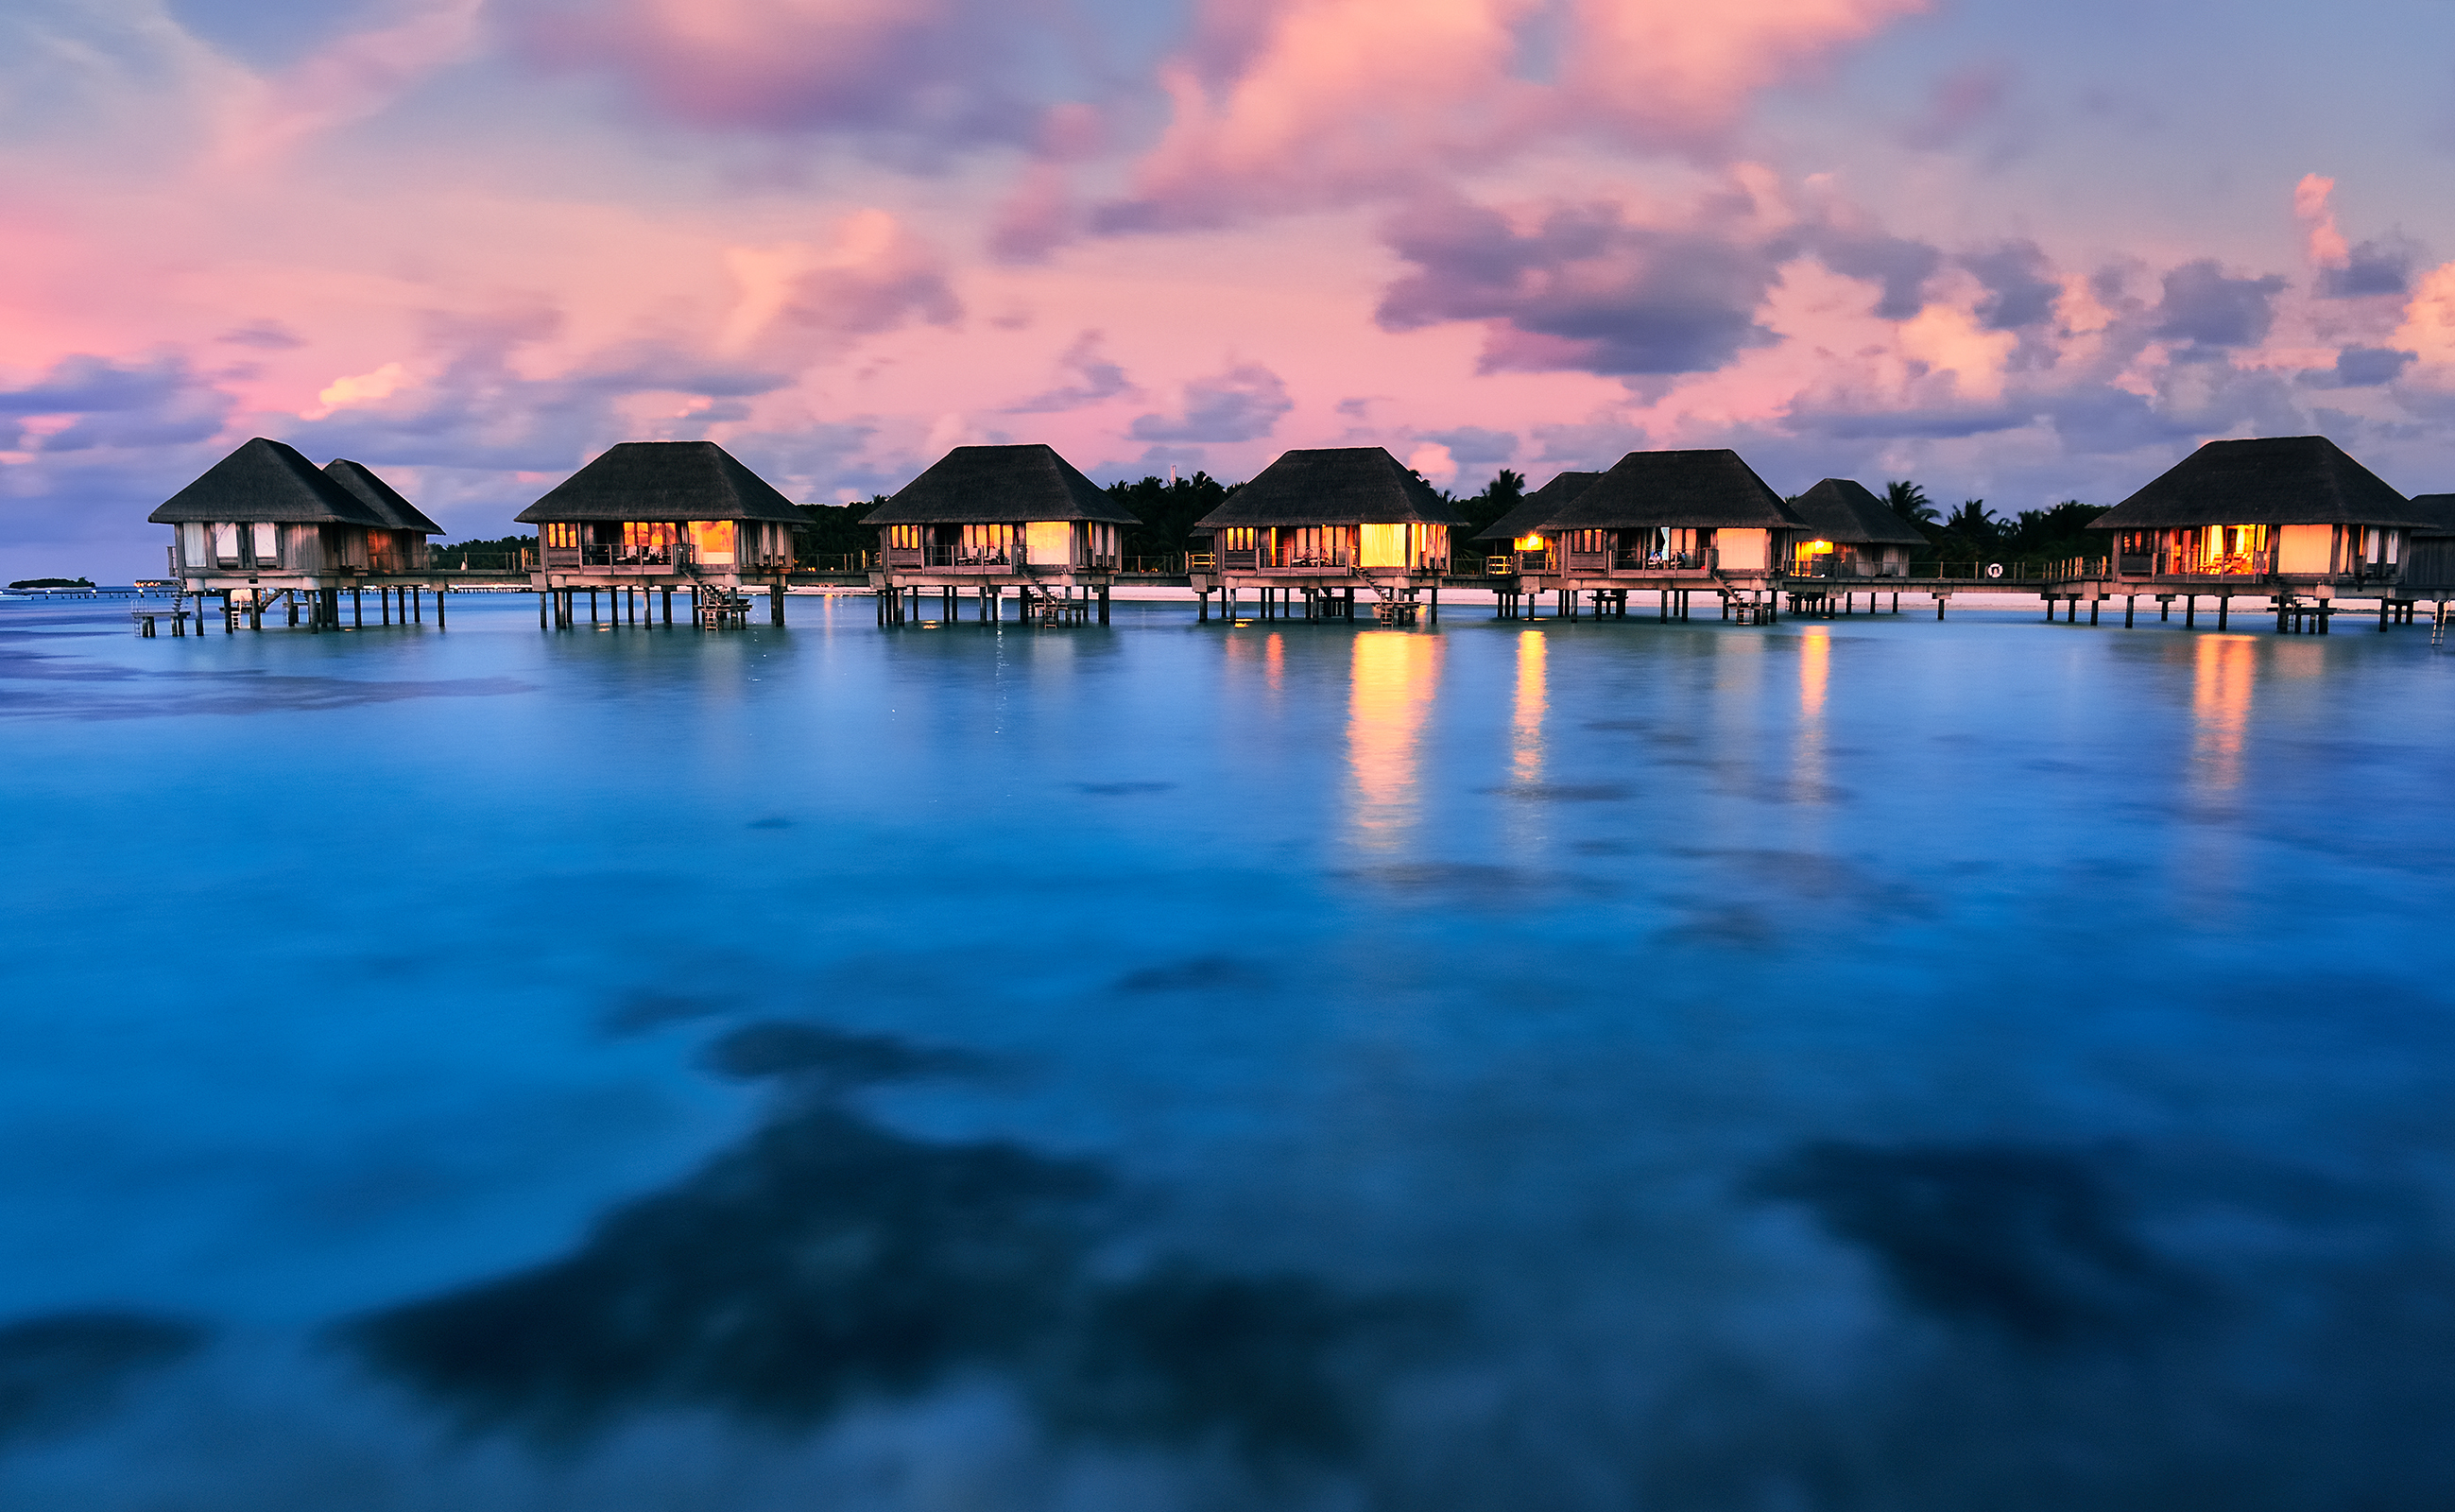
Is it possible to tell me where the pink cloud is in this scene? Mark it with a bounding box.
[1100,0,1929,231]
[1563,0,1932,144]
[2296,174,2350,268]
[988,165,1083,265]
[720,212,965,366]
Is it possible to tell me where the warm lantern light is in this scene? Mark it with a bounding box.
[1806,539,1833,554]
[1515,533,1546,551]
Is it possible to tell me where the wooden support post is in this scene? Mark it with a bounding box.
[1935,595,1945,620]
[771,583,784,626]
[2380,597,2392,632]
[381,586,391,626]
[2185,596,2196,627]
[2125,595,2136,627]
[2089,598,2099,626]
[2217,596,2228,631]
[436,588,445,627]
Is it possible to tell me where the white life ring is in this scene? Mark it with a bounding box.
[1985,562,2004,579]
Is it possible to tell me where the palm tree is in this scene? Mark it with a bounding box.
[1947,499,1996,536]
[1884,479,1938,524]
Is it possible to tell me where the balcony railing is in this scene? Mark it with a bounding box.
[577,543,693,567]
[1789,556,1905,579]
[925,544,1010,567]
[2108,551,2266,578]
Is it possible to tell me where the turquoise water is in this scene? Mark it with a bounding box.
[2,593,2451,1508]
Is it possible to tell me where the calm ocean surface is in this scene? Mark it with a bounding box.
[3,592,2451,1508]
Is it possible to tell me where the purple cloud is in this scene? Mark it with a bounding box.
[1811,230,1943,320]
[1961,242,2061,331]
[506,0,1050,147]
[2153,260,2289,349]
[2309,346,2416,387]
[1006,331,1134,414]
[1421,425,1518,462]
[2318,235,2421,299]
[1128,363,1291,442]
[1376,198,1783,376]
[216,318,306,351]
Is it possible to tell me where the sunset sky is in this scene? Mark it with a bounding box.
[6,0,2453,576]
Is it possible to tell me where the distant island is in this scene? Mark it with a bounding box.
[9,577,92,589]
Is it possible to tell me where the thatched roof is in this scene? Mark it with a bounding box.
[2093,437,2432,529]
[1193,448,1467,530]
[147,438,389,526]
[324,459,442,535]
[515,441,805,524]
[1472,472,1601,541]
[1788,478,1929,546]
[2407,492,2455,538]
[863,444,1139,527]
[1543,450,1807,532]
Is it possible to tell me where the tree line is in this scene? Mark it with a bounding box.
[1877,482,2107,568]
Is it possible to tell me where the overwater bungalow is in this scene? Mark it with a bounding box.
[2091,436,2441,628]
[1786,478,1927,579]
[864,443,1139,626]
[1524,448,1809,622]
[1188,447,1464,625]
[2390,491,2455,627]
[517,440,804,628]
[1470,471,1601,576]
[148,438,444,631]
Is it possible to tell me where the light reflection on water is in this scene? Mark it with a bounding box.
[1347,631,1440,851]
[2,593,2453,1510]
[2190,633,2257,795]
[1509,629,1545,788]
